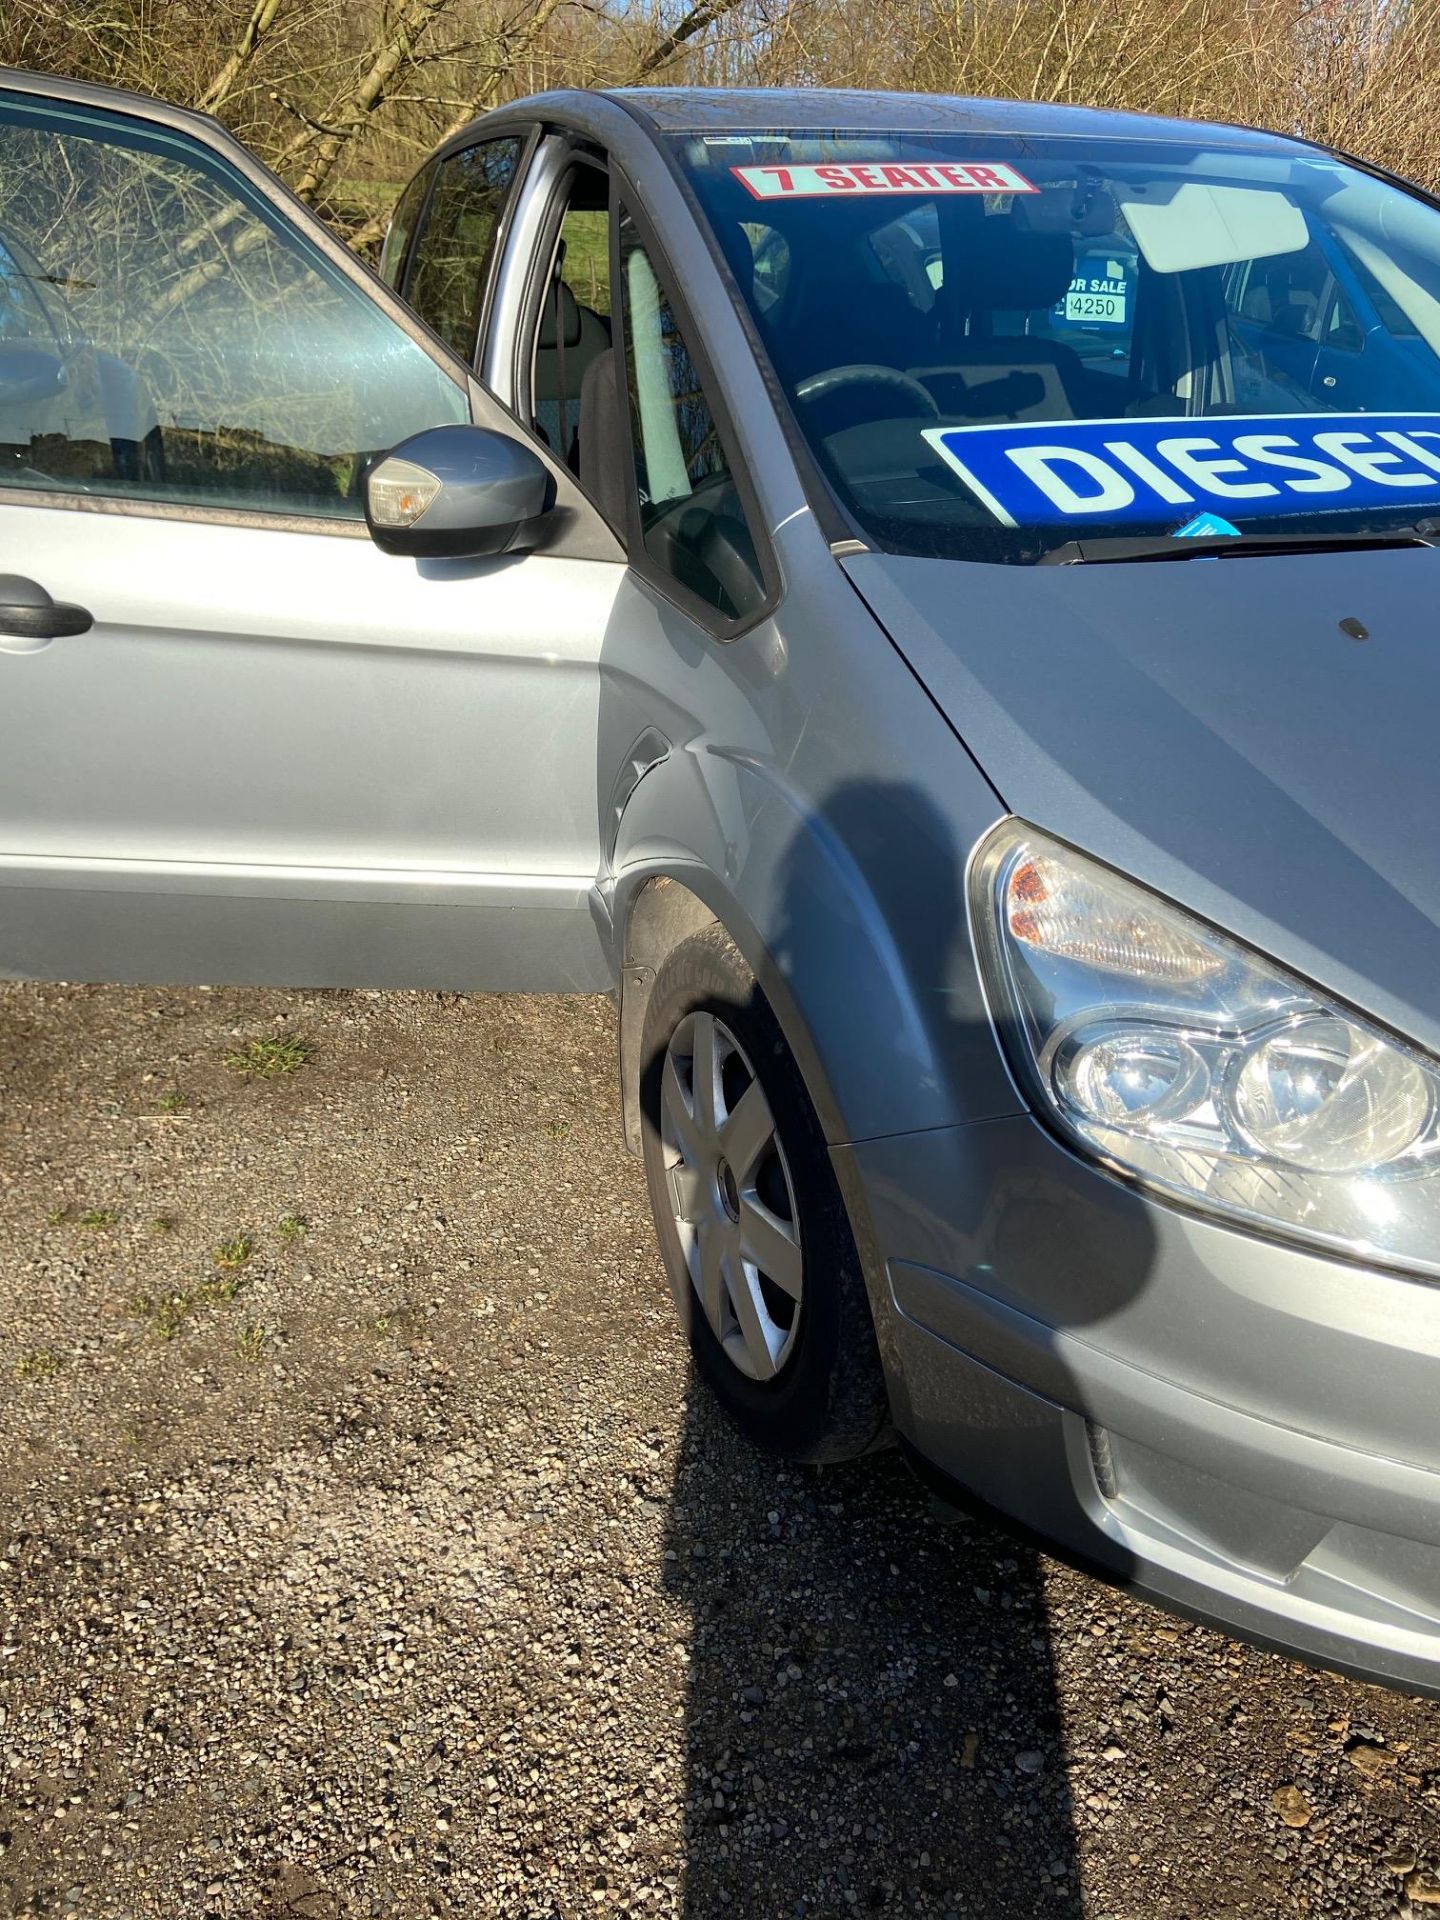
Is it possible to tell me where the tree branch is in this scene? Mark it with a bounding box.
[280,0,463,206]
[198,0,289,116]
[627,0,746,80]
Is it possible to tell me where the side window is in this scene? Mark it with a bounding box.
[530,164,613,468]
[1234,243,1336,344]
[0,91,467,519]
[1322,282,1365,353]
[743,222,791,314]
[1337,237,1419,340]
[404,136,522,362]
[617,209,766,625]
[378,161,435,293]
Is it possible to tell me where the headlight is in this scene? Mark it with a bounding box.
[972,820,1440,1276]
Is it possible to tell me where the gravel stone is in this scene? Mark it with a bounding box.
[1271,1785,1312,1829]
[1,982,1437,1917]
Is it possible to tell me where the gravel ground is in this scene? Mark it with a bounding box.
[1,981,1439,1920]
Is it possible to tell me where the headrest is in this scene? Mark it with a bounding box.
[538,279,581,350]
[954,222,1074,313]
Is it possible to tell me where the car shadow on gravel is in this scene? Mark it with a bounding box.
[654,777,1166,1915]
[663,1410,1083,1918]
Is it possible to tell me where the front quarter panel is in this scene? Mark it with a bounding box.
[604,511,1021,1148]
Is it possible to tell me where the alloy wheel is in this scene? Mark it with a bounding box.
[659,1010,803,1381]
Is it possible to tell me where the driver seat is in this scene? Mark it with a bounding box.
[910,223,1087,423]
[763,270,931,385]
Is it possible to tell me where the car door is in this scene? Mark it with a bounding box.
[474,132,778,881]
[0,76,624,992]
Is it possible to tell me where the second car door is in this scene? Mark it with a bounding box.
[0,79,623,992]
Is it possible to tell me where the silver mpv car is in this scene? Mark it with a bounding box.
[4,70,1440,1698]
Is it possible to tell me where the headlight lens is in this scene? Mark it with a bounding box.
[973,821,1440,1274]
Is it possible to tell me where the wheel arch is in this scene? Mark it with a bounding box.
[616,861,847,1157]
[610,724,1020,1148]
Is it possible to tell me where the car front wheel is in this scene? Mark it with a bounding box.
[639,922,890,1463]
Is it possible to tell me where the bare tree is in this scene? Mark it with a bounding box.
[10,0,1440,250]
[200,0,290,115]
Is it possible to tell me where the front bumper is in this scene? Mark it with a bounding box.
[839,1115,1440,1699]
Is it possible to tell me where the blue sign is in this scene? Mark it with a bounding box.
[924,412,1440,528]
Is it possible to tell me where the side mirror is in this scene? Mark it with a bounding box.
[0,345,67,409]
[363,424,553,560]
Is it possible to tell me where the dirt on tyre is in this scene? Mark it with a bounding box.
[639,921,891,1464]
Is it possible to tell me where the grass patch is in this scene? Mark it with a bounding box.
[76,1208,118,1230]
[149,1213,176,1234]
[152,1294,191,1340]
[15,1347,60,1381]
[128,1289,193,1341]
[369,1308,413,1337]
[214,1235,255,1270]
[559,209,611,317]
[235,1323,269,1362]
[196,1273,246,1306]
[224,1034,313,1079]
[278,1213,307,1243]
[144,1297,194,1344]
[129,1272,246,1340]
[544,1118,571,1140]
[45,1205,71,1227]
[157,1092,189,1113]
[337,178,403,209]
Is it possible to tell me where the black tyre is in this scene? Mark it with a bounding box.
[639,921,891,1463]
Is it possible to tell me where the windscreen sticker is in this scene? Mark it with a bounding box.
[731,161,1037,199]
[1054,255,1133,328]
[1173,511,1241,538]
[922,413,1440,528]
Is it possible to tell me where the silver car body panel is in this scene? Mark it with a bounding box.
[846,1117,1440,1695]
[0,500,622,989]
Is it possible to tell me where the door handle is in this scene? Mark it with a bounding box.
[0,573,93,648]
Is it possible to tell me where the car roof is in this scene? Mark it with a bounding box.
[602,86,1311,154]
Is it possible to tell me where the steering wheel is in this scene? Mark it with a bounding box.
[795,363,940,421]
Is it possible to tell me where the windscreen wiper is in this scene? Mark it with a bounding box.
[1039,523,1440,564]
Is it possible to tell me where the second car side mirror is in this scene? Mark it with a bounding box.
[0,344,67,409]
[363,424,553,560]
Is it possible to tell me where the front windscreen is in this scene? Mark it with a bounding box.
[672,130,1440,562]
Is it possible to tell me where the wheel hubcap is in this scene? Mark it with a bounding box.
[659,1011,803,1381]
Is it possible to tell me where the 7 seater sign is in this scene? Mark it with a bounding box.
[925,412,1440,526]
[731,160,1037,198]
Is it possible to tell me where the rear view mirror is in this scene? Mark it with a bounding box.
[363,424,552,559]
